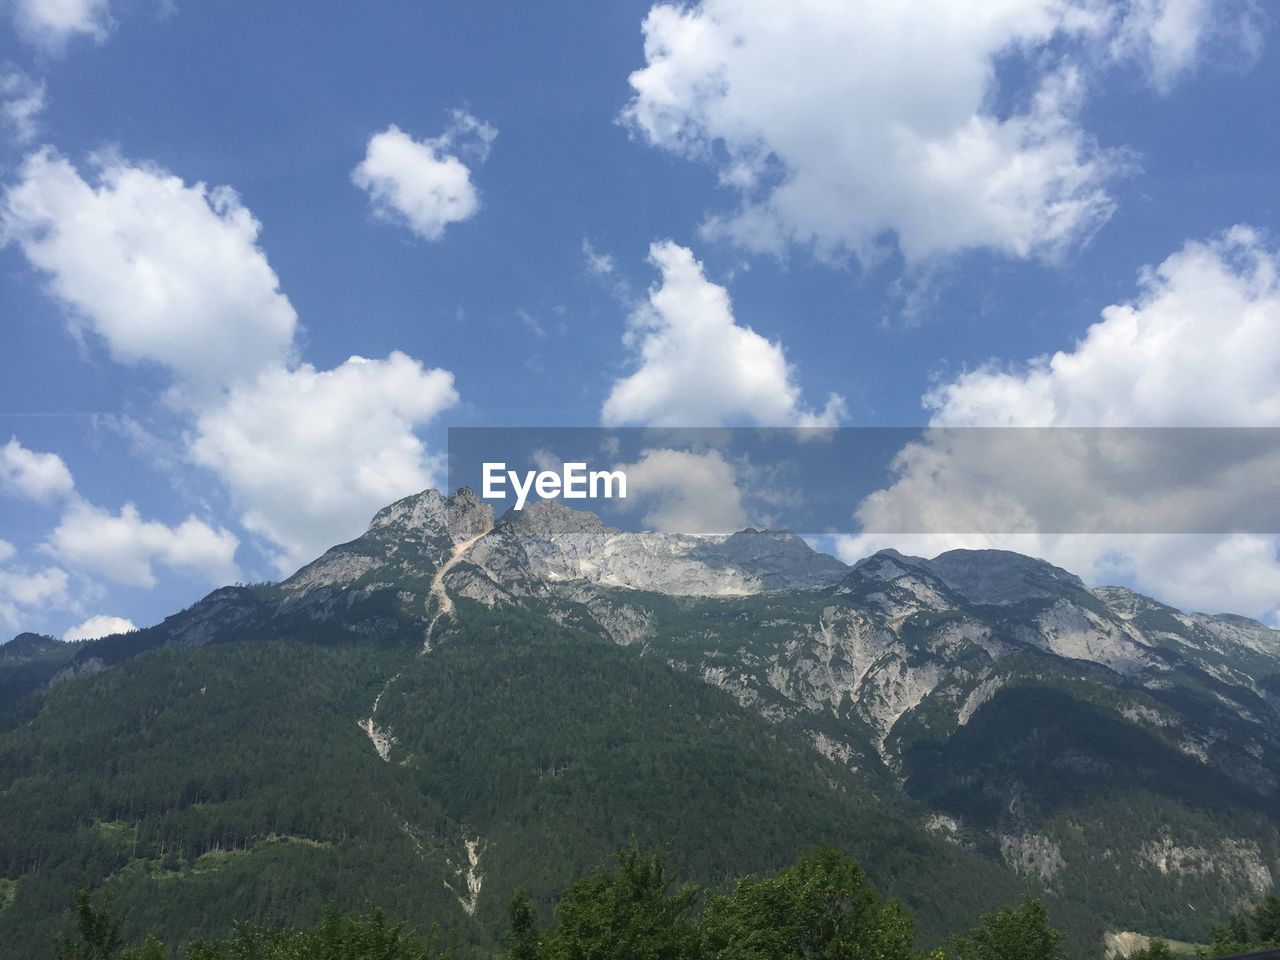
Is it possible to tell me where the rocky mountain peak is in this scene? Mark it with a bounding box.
[368,488,450,536]
[283,488,458,595]
[494,499,610,537]
[840,549,957,611]
[700,529,848,590]
[849,548,925,580]
[922,549,1087,606]
[446,487,494,543]
[1092,585,1168,620]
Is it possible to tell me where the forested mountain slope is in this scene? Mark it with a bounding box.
[3,487,1278,955]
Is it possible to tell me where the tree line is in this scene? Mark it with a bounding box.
[50,845,1280,960]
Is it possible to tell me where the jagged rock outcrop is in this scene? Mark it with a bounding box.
[445,486,494,542]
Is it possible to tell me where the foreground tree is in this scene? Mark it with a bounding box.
[535,846,700,960]
[701,845,920,960]
[1125,939,1176,960]
[947,898,1067,960]
[52,890,168,960]
[1203,892,1280,957]
[52,890,122,960]
[504,891,539,960]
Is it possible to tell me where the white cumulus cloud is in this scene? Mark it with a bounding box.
[840,226,1280,620]
[1,148,298,395]
[63,613,136,641]
[614,447,749,534]
[352,111,497,242]
[9,0,111,53]
[3,143,466,578]
[0,561,70,632]
[44,499,240,588]
[1,438,75,502]
[0,564,68,607]
[622,0,1256,264]
[602,241,844,427]
[926,226,1280,427]
[190,352,460,573]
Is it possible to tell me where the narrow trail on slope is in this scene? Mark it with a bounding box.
[422,528,491,652]
[361,526,493,759]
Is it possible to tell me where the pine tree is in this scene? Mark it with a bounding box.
[505,890,539,960]
[53,889,124,960]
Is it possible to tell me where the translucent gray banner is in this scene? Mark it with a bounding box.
[447,427,1280,534]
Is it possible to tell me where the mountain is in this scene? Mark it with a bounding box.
[2,488,1278,956]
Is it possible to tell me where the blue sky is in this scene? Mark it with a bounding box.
[1,0,1279,638]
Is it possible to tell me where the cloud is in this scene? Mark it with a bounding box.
[1,438,75,502]
[1110,0,1264,92]
[614,447,749,534]
[1,68,45,145]
[582,238,617,276]
[621,1,1255,264]
[925,226,1280,427]
[189,352,459,573]
[1,148,298,395]
[0,560,70,632]
[3,142,466,578]
[515,309,546,337]
[1,441,235,623]
[352,112,497,242]
[840,226,1280,619]
[602,241,844,427]
[9,0,111,53]
[63,613,136,641]
[0,440,238,628]
[44,499,240,588]
[583,238,633,303]
[0,564,68,607]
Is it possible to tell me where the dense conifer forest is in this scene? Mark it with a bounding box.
[48,847,1280,960]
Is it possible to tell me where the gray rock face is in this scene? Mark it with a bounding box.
[496,499,608,537]
[462,499,848,598]
[691,529,849,591]
[841,550,960,614]
[367,488,450,538]
[446,487,495,543]
[922,549,1088,605]
[1092,585,1166,619]
[163,587,268,646]
[283,488,492,600]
